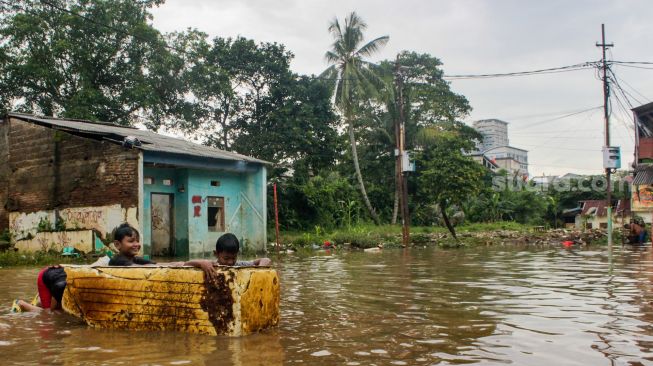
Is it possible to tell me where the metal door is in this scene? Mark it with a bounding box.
[151,193,173,256]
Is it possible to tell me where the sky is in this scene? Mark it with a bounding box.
[150,0,653,176]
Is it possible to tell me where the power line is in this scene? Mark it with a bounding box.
[442,62,598,80]
[612,60,653,65]
[511,106,602,131]
[610,95,635,144]
[499,106,605,121]
[613,64,653,71]
[608,68,651,104]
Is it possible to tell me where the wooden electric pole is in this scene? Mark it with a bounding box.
[596,24,614,248]
[394,58,410,247]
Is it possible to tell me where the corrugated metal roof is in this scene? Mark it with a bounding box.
[580,200,609,217]
[616,199,631,215]
[7,113,269,165]
[633,164,653,185]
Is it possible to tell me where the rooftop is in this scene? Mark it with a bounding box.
[6,113,269,165]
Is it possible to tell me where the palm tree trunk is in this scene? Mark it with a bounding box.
[348,122,381,225]
[440,203,457,240]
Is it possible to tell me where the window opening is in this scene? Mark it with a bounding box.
[207,196,225,232]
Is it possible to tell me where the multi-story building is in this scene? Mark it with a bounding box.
[472,119,529,178]
[473,119,509,151]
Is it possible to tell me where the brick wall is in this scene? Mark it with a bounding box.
[1,118,140,227]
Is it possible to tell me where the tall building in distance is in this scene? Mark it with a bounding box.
[473,119,509,152]
[472,119,529,178]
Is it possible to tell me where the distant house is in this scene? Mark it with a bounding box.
[561,207,581,228]
[576,199,630,229]
[470,153,499,171]
[483,145,529,178]
[0,113,268,256]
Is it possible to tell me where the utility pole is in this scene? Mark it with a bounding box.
[394,59,410,247]
[596,24,614,248]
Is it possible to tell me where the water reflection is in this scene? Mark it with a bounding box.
[2,245,653,364]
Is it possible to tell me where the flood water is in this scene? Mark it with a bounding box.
[2,245,653,365]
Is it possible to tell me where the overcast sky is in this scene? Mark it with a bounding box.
[151,0,653,176]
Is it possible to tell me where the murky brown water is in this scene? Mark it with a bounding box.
[2,245,653,365]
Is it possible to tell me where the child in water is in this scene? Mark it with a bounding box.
[213,233,271,267]
[13,265,67,312]
[109,223,216,282]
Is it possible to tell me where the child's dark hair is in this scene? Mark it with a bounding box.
[216,233,239,253]
[114,223,140,242]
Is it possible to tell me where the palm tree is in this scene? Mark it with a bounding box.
[321,12,388,225]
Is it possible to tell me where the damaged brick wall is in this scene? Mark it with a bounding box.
[1,117,140,226]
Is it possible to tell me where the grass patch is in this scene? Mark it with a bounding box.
[278,221,533,250]
[456,221,530,232]
[0,250,91,267]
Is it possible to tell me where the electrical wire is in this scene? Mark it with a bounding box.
[510,106,602,131]
[611,72,651,104]
[612,61,653,65]
[612,64,653,71]
[608,69,646,107]
[443,62,599,80]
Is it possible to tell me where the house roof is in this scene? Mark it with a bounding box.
[578,199,629,217]
[580,200,609,217]
[616,199,631,215]
[482,145,529,154]
[6,113,269,165]
[562,207,582,217]
[474,119,508,125]
[633,164,653,185]
[632,101,653,115]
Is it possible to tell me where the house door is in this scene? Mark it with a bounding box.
[151,193,174,256]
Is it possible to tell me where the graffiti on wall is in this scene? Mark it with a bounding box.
[633,185,653,210]
[63,209,104,227]
[9,204,139,240]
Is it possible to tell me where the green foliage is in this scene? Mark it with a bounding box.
[37,217,53,232]
[331,231,379,249]
[301,172,360,229]
[36,217,66,232]
[0,250,89,267]
[0,0,179,125]
[55,217,67,231]
[0,229,12,242]
[413,121,486,236]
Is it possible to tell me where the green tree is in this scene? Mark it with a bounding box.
[321,12,388,225]
[175,34,340,178]
[0,0,182,125]
[415,122,485,239]
[370,51,472,224]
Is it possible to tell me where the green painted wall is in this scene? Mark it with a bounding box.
[141,164,267,258]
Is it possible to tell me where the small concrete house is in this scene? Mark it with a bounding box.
[0,113,268,256]
[575,199,630,229]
